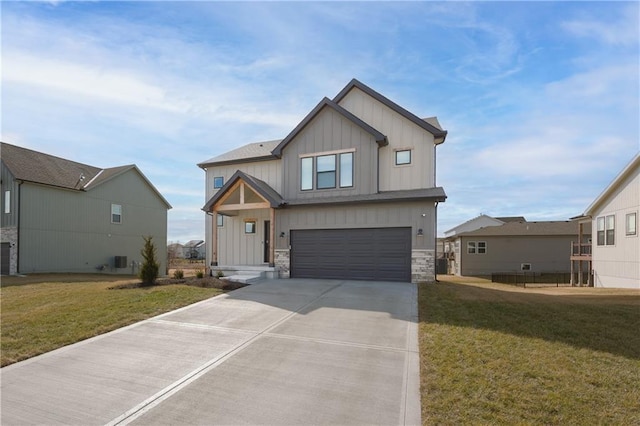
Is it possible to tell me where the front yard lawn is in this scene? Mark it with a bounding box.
[419,277,640,424]
[1,274,223,366]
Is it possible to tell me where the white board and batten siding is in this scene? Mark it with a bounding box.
[590,159,639,288]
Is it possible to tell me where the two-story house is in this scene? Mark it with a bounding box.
[0,142,171,275]
[198,79,447,283]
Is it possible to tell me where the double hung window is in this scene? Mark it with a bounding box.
[300,151,354,191]
[597,215,615,245]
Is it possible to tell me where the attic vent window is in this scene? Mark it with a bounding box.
[111,204,122,224]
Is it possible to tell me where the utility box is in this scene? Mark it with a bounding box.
[114,256,128,268]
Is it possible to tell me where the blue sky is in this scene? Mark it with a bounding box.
[2,1,638,242]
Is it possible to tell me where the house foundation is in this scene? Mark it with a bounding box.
[1,226,18,275]
[412,249,435,283]
[275,249,290,278]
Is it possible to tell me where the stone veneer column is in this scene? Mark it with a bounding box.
[1,227,18,275]
[411,249,435,283]
[275,249,290,278]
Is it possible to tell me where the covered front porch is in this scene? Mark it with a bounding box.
[202,170,285,274]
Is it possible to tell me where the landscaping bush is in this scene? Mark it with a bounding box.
[139,235,159,286]
[195,269,204,278]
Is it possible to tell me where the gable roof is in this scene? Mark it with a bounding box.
[1,142,101,190]
[1,142,171,208]
[444,214,505,235]
[197,139,281,168]
[456,220,584,237]
[333,79,448,143]
[202,170,284,212]
[583,153,640,217]
[271,97,387,157]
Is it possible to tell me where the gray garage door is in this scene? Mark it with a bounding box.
[290,227,411,282]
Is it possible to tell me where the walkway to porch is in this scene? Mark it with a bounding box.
[212,265,278,283]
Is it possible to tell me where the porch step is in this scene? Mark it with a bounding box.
[221,274,263,284]
[214,265,278,283]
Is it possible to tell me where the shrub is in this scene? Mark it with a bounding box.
[140,235,159,286]
[173,269,184,279]
[195,270,204,279]
[216,270,225,278]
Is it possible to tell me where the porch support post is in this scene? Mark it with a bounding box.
[211,210,218,267]
[269,208,275,267]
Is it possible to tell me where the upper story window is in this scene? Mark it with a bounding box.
[395,149,412,165]
[111,204,122,224]
[626,212,637,236]
[301,150,354,191]
[317,155,336,189]
[597,215,615,245]
[4,190,10,214]
[213,177,224,189]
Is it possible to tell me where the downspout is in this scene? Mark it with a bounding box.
[433,143,438,282]
[17,180,22,274]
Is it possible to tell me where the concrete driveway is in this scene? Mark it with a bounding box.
[1,279,421,425]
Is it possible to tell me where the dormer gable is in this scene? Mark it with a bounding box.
[334,79,447,144]
[271,97,387,158]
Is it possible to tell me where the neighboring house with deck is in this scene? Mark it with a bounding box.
[0,142,171,275]
[198,79,447,282]
[572,153,639,288]
[445,218,590,277]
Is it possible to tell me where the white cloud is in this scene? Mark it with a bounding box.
[562,4,640,46]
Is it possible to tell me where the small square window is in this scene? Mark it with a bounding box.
[245,220,256,234]
[395,150,411,165]
[111,204,122,224]
[213,177,224,189]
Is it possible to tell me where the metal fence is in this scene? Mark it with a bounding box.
[491,272,572,287]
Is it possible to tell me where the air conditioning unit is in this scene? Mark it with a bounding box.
[114,256,128,268]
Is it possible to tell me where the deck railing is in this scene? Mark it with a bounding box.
[571,242,592,256]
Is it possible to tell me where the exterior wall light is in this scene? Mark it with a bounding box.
[280,232,286,238]
[417,228,424,236]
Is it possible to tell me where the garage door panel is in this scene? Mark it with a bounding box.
[290,228,411,282]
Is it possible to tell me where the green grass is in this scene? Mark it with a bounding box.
[1,276,222,366]
[419,279,640,425]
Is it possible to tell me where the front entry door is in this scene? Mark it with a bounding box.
[263,220,271,263]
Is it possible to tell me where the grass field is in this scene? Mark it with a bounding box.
[419,276,640,424]
[0,274,222,366]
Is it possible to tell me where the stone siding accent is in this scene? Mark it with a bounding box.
[1,226,18,275]
[412,249,435,283]
[275,249,290,278]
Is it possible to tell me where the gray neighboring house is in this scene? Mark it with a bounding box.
[199,79,447,283]
[0,142,171,275]
[183,240,205,259]
[446,219,591,277]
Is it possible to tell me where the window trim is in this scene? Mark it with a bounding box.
[213,176,224,189]
[244,219,257,234]
[395,149,412,166]
[626,212,637,236]
[111,204,122,224]
[597,215,616,245]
